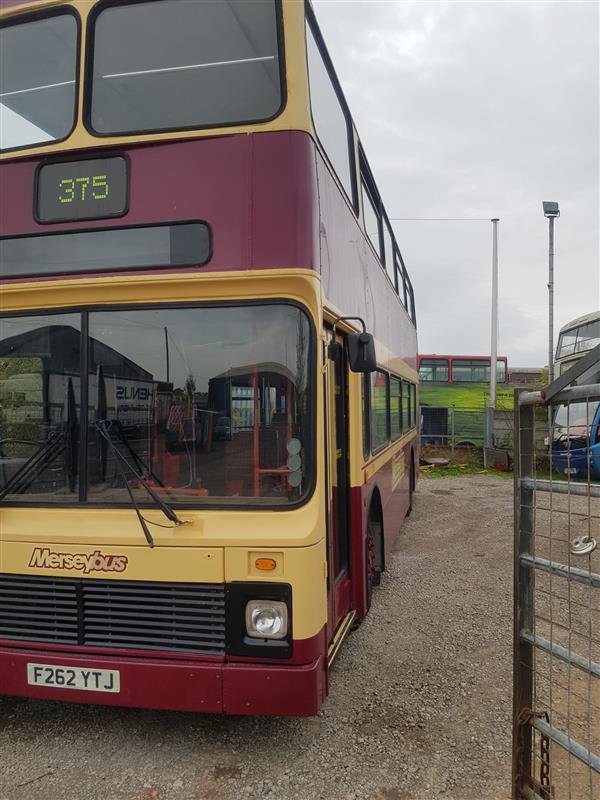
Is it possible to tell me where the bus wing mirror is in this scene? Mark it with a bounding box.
[347,332,377,373]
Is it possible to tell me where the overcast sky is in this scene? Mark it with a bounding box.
[313,0,599,367]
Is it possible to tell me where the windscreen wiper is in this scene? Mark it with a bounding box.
[0,432,65,501]
[94,420,188,548]
[111,420,165,488]
[0,377,79,501]
[95,365,164,487]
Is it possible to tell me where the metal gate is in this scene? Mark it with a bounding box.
[513,344,600,800]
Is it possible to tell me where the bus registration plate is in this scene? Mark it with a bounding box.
[27,663,120,693]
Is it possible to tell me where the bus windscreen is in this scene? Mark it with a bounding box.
[89,0,282,135]
[557,319,600,359]
[0,304,313,507]
[0,12,78,152]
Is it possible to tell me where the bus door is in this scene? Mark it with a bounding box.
[324,329,352,640]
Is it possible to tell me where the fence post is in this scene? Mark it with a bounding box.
[512,390,535,797]
[451,406,455,452]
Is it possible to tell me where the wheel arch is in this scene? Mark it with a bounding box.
[365,484,385,573]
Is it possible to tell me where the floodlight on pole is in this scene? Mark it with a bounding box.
[543,201,560,383]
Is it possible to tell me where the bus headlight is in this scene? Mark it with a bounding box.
[245,600,288,640]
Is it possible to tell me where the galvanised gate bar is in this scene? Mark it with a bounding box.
[513,344,600,800]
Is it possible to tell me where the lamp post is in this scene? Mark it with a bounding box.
[542,201,560,384]
[486,218,499,450]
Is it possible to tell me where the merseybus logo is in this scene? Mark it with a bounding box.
[28,548,128,574]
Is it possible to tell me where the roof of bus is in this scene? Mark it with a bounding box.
[418,354,508,361]
[558,310,600,334]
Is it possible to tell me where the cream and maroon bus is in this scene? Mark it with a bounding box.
[0,0,418,715]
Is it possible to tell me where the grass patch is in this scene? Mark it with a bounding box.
[419,383,515,410]
[420,463,512,479]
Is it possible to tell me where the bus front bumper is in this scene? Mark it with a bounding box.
[0,645,326,717]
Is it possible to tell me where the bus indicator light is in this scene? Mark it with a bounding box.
[255,558,277,571]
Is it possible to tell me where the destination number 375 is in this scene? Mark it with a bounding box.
[58,175,109,204]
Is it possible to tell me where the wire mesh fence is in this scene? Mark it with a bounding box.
[420,405,547,459]
[420,405,490,451]
[513,346,600,800]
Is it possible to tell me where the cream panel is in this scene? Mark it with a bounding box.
[0,489,325,549]
[0,540,224,582]
[225,540,327,640]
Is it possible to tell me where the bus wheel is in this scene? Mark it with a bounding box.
[366,508,383,611]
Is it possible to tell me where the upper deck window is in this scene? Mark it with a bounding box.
[361,179,381,258]
[0,11,78,152]
[89,0,282,135]
[419,359,449,382]
[557,328,579,358]
[451,359,506,383]
[306,20,354,202]
[382,220,395,288]
[557,319,600,359]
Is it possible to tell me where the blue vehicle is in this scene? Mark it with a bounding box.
[552,399,600,481]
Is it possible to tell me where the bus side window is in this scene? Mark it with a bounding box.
[382,219,395,288]
[362,374,370,460]
[306,18,354,204]
[361,177,382,260]
[402,381,410,433]
[370,370,389,453]
[390,377,401,440]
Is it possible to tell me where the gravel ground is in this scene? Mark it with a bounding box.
[0,475,514,800]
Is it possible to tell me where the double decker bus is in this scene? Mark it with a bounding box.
[418,354,510,448]
[554,311,600,375]
[0,0,418,716]
[552,311,600,480]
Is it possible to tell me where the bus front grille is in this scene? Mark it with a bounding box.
[0,574,226,655]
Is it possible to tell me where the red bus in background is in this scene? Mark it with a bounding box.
[418,355,508,384]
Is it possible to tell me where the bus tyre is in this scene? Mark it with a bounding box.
[366,512,382,612]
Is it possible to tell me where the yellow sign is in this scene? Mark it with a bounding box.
[392,453,405,490]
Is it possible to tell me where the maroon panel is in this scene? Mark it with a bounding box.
[0,642,328,716]
[1,130,419,371]
[227,627,326,666]
[0,0,24,9]
[352,440,417,621]
[0,646,224,713]
[223,657,325,717]
[0,626,328,715]
[250,131,320,272]
[0,132,320,279]
[349,485,368,618]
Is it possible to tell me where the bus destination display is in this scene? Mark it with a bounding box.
[36,156,128,222]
